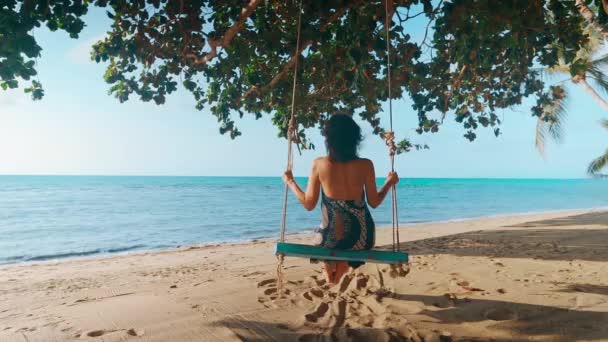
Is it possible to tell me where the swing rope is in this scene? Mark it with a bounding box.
[278,0,400,257]
[383,0,400,252]
[277,0,304,291]
[280,0,304,244]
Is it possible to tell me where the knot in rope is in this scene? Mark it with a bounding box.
[384,131,397,157]
[287,118,297,143]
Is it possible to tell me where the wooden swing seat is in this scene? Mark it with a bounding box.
[275,242,408,264]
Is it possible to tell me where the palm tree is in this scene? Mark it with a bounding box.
[576,0,608,40]
[535,87,568,157]
[588,119,608,176]
[537,5,608,175]
[535,28,608,155]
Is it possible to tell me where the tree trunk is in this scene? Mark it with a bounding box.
[575,0,608,38]
[576,77,608,110]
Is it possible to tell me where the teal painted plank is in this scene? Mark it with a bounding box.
[275,242,408,264]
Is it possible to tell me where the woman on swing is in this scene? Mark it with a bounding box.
[283,113,399,284]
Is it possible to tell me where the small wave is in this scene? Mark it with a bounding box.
[1,244,149,264]
[106,244,146,253]
[26,249,103,262]
[1,255,27,263]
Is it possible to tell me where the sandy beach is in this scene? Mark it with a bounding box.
[1,209,607,341]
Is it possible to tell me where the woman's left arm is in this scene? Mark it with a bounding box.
[283,161,321,211]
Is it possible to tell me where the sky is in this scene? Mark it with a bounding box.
[0,7,606,178]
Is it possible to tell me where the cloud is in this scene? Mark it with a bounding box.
[66,35,106,65]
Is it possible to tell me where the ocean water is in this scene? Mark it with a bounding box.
[1,176,607,265]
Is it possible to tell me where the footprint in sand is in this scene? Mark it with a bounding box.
[302,292,313,301]
[86,329,107,337]
[243,271,264,278]
[264,287,278,295]
[257,278,276,287]
[306,276,327,287]
[127,328,145,337]
[304,302,330,323]
[330,299,348,327]
[310,288,324,298]
[337,274,354,293]
[298,287,324,302]
[271,269,422,337]
[454,279,484,292]
[456,280,469,286]
[388,264,410,278]
[257,278,298,306]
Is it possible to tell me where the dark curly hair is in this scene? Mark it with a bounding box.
[324,113,363,162]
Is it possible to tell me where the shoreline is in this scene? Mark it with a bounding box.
[1,209,608,341]
[2,206,607,269]
[393,205,608,226]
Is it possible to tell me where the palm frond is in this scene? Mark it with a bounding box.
[535,118,547,157]
[547,92,568,142]
[588,149,608,175]
[535,88,569,156]
[587,65,608,96]
[601,119,608,130]
[584,26,604,53]
[590,53,608,69]
[531,66,563,82]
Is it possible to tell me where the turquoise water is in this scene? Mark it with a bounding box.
[1,176,607,265]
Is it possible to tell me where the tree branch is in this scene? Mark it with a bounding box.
[186,0,263,66]
[420,0,442,51]
[441,64,468,118]
[239,0,365,101]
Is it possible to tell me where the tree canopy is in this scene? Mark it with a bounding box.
[1,0,607,152]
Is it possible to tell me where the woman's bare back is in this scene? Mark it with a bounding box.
[315,156,370,200]
[283,156,396,211]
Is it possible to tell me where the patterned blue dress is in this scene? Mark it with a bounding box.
[313,189,376,268]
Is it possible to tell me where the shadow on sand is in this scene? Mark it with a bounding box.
[507,212,608,228]
[554,283,608,296]
[213,316,405,342]
[214,293,608,342]
[382,212,608,262]
[213,316,517,341]
[385,292,608,341]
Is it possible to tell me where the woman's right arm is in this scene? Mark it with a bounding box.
[364,160,399,209]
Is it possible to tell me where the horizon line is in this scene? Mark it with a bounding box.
[0,174,596,180]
